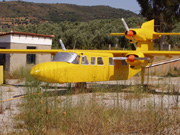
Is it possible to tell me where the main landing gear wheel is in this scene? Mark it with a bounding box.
[73,82,87,93]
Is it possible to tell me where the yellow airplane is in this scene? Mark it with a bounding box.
[1,18,180,85]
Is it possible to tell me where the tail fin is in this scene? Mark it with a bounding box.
[141,19,154,32]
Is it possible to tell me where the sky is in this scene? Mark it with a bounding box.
[3,0,141,13]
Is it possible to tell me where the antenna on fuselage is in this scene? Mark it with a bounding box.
[59,39,66,51]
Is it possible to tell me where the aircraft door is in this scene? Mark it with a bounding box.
[90,56,97,82]
[93,56,108,81]
[103,56,109,81]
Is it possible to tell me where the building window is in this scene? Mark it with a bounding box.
[97,57,104,65]
[26,47,36,64]
[91,57,96,65]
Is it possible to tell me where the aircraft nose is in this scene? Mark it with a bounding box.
[30,62,68,83]
[30,64,42,80]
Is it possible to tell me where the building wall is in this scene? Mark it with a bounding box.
[0,42,10,49]
[11,35,52,45]
[36,45,52,64]
[0,34,52,45]
[9,43,51,72]
[0,34,53,72]
[0,35,11,43]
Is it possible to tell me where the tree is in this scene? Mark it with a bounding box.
[15,17,144,49]
[137,0,180,32]
[169,22,180,47]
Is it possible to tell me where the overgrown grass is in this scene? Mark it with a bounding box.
[5,65,33,81]
[164,67,180,77]
[2,65,180,134]
[0,90,3,114]
[10,78,180,135]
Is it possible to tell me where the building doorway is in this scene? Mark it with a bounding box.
[0,47,6,69]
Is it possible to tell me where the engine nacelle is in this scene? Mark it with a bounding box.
[125,51,149,67]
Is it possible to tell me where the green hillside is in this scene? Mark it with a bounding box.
[0,1,138,23]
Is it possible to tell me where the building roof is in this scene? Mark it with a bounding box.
[0,31,55,38]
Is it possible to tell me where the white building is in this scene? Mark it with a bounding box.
[0,31,54,72]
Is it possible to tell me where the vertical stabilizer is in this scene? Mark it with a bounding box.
[141,20,154,32]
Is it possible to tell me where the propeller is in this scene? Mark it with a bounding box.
[113,55,150,62]
[59,39,66,51]
[121,18,137,49]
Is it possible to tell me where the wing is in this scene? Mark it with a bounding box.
[83,50,180,56]
[0,49,63,55]
[1,49,180,58]
[0,49,132,55]
[143,51,180,56]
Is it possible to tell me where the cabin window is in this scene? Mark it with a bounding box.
[72,56,80,64]
[81,56,89,65]
[97,57,104,65]
[91,57,96,65]
[26,46,36,64]
[53,52,79,64]
[109,57,114,65]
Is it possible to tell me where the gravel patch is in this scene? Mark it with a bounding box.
[0,77,180,134]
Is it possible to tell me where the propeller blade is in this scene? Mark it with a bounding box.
[59,39,66,51]
[113,57,127,60]
[135,57,150,61]
[121,18,137,49]
[131,37,137,48]
[121,18,129,31]
[113,56,150,61]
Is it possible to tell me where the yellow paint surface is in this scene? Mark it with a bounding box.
[30,51,143,83]
[0,66,3,85]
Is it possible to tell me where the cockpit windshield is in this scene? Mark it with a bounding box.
[53,52,79,64]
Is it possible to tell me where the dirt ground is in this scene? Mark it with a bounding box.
[0,76,180,134]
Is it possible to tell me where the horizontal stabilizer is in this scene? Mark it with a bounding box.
[143,51,180,56]
[154,33,180,36]
[110,33,125,36]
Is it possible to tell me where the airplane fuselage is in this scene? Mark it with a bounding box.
[30,51,141,83]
